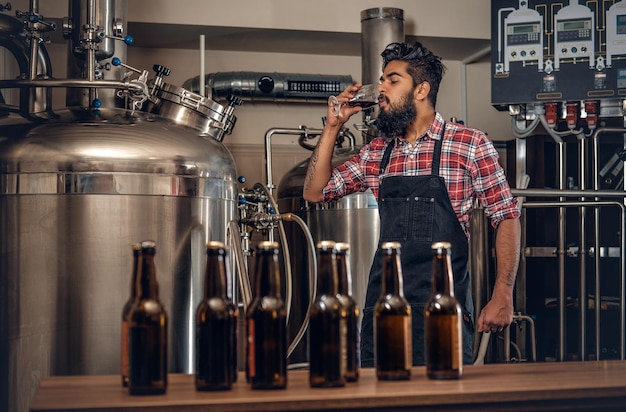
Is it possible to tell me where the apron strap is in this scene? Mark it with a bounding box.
[431,121,446,176]
[379,139,396,175]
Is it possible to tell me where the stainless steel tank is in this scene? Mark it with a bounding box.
[1,3,241,412]
[276,148,379,363]
[0,107,238,412]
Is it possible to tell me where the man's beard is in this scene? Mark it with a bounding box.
[376,90,417,139]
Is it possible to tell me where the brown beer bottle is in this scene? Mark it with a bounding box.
[195,241,237,390]
[128,240,168,395]
[425,241,463,379]
[246,241,287,389]
[334,242,360,382]
[121,243,141,387]
[309,240,346,388]
[374,241,412,380]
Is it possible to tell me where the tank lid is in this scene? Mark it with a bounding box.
[361,7,404,22]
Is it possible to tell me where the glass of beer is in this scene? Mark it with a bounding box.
[329,84,381,116]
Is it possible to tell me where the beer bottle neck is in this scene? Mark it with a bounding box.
[382,252,404,296]
[137,254,160,300]
[316,251,338,296]
[335,253,352,296]
[204,252,228,298]
[254,251,281,298]
[130,250,141,298]
[432,252,455,296]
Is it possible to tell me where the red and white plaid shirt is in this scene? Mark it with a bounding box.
[322,113,520,238]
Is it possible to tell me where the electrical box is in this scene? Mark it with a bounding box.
[492,0,626,110]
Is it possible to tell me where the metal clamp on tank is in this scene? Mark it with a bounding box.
[144,63,243,141]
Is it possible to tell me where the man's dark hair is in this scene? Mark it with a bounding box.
[381,42,445,108]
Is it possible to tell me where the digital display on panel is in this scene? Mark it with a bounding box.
[513,24,535,34]
[617,15,626,35]
[562,20,586,30]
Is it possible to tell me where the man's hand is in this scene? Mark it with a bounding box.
[303,83,364,203]
[477,291,514,333]
[325,83,363,127]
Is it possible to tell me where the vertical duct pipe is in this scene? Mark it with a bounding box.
[360,7,404,143]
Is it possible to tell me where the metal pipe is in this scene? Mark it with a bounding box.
[86,0,97,105]
[0,10,53,116]
[511,188,626,198]
[591,126,626,360]
[279,212,317,359]
[263,127,323,193]
[557,141,567,361]
[0,78,145,91]
[620,196,626,360]
[28,0,40,81]
[523,200,626,361]
[515,314,537,362]
[503,325,509,362]
[228,219,251,308]
[578,134,587,361]
[593,134,602,360]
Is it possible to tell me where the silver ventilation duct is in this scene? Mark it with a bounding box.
[360,7,404,142]
[183,71,354,103]
[361,7,404,85]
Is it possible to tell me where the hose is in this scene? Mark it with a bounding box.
[473,332,491,365]
[253,183,293,321]
[238,183,318,359]
[279,212,317,358]
[511,115,540,138]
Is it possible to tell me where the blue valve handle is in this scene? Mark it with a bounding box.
[99,34,134,46]
[111,57,144,75]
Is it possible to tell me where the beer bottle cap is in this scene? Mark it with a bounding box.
[257,240,279,251]
[316,240,336,251]
[431,241,452,252]
[140,240,156,254]
[333,242,350,254]
[381,241,401,251]
[207,241,227,255]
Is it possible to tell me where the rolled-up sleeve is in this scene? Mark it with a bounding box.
[470,134,520,228]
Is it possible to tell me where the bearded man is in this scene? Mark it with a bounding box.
[303,41,521,366]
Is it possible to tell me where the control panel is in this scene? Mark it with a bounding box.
[492,0,626,109]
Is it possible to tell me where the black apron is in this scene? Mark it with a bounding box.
[360,124,474,367]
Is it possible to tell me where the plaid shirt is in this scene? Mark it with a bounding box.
[322,112,520,238]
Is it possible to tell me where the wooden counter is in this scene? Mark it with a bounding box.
[30,360,626,411]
